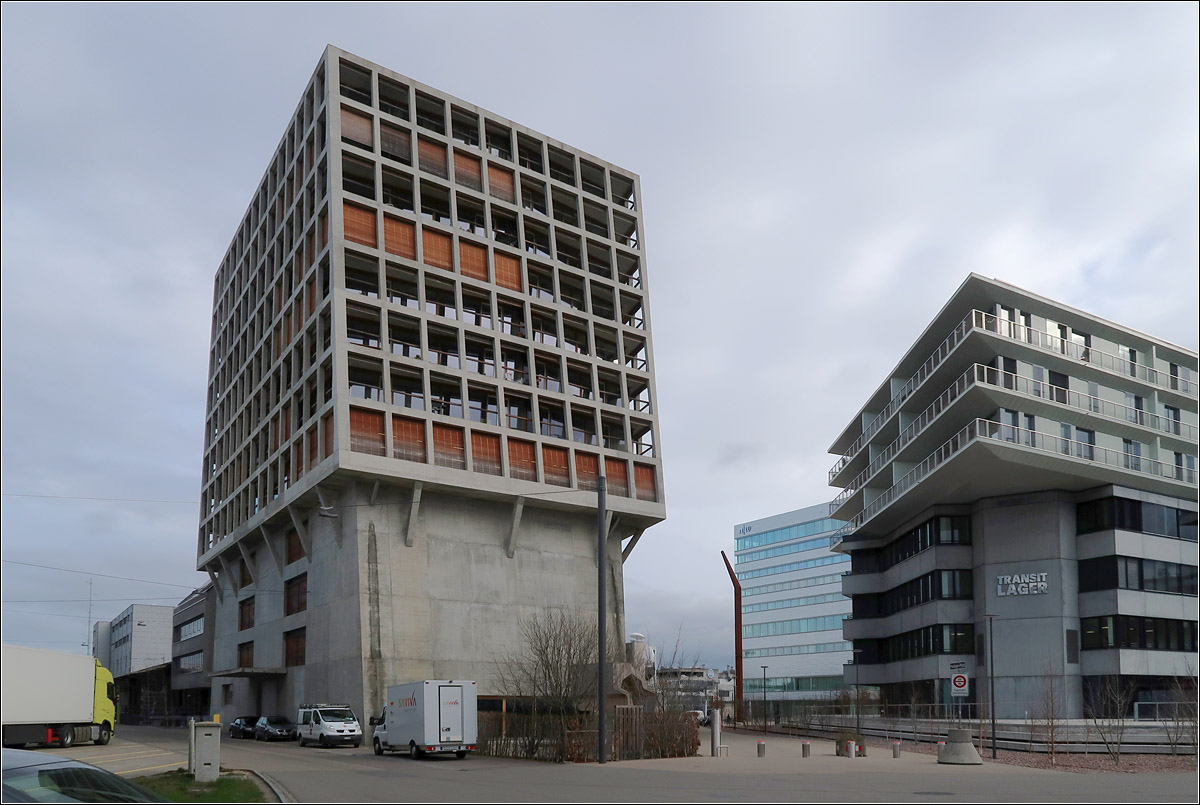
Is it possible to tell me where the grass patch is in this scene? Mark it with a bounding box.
[135,769,266,803]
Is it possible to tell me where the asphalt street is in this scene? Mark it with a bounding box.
[22,725,1199,803]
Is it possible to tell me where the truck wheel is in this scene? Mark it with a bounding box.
[373,738,384,756]
[298,737,306,747]
[456,750,467,759]
[319,734,328,748]
[96,725,112,746]
[59,727,75,749]
[409,743,421,760]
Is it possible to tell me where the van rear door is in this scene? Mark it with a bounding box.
[438,685,463,743]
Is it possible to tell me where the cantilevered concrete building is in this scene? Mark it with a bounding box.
[197,47,665,720]
[830,275,1196,718]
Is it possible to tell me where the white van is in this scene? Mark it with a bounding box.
[296,703,363,748]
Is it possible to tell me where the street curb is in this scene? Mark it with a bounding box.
[251,770,294,803]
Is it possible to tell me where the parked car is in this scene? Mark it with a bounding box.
[227,715,259,739]
[254,715,297,742]
[2,748,168,802]
[297,703,362,748]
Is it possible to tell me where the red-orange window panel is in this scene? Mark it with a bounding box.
[417,138,447,177]
[349,407,386,456]
[285,528,305,564]
[605,457,629,497]
[459,241,488,281]
[575,451,599,491]
[341,107,374,149]
[343,201,377,248]
[487,164,515,203]
[307,428,319,468]
[634,463,657,502]
[508,438,537,481]
[423,229,453,270]
[472,432,502,476]
[322,412,334,458]
[454,151,483,191]
[543,445,570,487]
[432,423,466,469]
[384,216,417,260]
[494,252,522,292]
[392,415,427,463]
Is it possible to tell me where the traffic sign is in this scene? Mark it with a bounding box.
[950,672,969,697]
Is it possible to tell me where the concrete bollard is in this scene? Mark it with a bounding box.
[802,741,810,758]
[892,741,901,758]
[757,740,767,758]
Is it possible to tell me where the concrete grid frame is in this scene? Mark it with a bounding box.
[195,46,666,723]
[829,273,1198,718]
[733,503,853,706]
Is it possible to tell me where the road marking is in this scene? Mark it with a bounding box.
[75,750,169,760]
[117,761,185,775]
[80,752,173,764]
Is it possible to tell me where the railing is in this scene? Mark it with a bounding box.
[389,340,420,359]
[832,363,1198,513]
[839,417,1196,534]
[830,309,1199,483]
[829,310,978,482]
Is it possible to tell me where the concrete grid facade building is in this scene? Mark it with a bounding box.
[734,504,852,701]
[829,274,1197,718]
[196,46,665,721]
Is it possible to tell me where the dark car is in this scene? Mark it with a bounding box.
[2,748,169,803]
[254,715,297,741]
[228,715,260,739]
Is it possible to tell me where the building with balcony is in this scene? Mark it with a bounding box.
[733,504,852,704]
[829,274,1197,718]
[196,46,665,721]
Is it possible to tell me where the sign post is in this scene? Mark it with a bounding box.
[949,660,969,721]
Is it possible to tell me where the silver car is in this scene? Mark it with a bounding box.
[2,748,168,803]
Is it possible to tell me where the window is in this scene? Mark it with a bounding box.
[285,574,308,615]
[237,641,254,668]
[1122,439,1142,471]
[178,617,204,641]
[177,651,203,674]
[286,528,305,563]
[285,629,306,667]
[238,597,255,631]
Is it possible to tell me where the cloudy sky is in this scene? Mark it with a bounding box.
[2,3,1196,670]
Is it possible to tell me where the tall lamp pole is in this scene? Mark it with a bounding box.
[852,648,863,736]
[596,474,607,764]
[761,665,769,733]
[985,613,997,759]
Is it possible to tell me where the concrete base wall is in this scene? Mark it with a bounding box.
[211,480,625,723]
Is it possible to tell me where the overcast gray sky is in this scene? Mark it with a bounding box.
[2,2,1197,670]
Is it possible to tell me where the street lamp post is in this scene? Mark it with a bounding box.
[985,614,997,759]
[761,665,768,733]
[852,648,863,736]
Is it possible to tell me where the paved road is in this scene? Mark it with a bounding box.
[27,725,1198,803]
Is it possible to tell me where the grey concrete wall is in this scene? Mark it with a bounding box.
[973,492,1083,719]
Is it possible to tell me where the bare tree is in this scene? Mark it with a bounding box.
[493,608,602,762]
[1086,675,1136,766]
[1163,658,1198,758]
[1033,665,1064,764]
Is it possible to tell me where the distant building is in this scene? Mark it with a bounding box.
[104,605,172,678]
[829,274,1197,717]
[170,584,216,720]
[95,604,173,725]
[91,621,111,669]
[733,503,852,703]
[195,46,664,722]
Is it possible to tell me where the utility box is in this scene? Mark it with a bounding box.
[193,721,220,782]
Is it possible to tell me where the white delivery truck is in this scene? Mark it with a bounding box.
[2,645,118,748]
[370,680,477,759]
